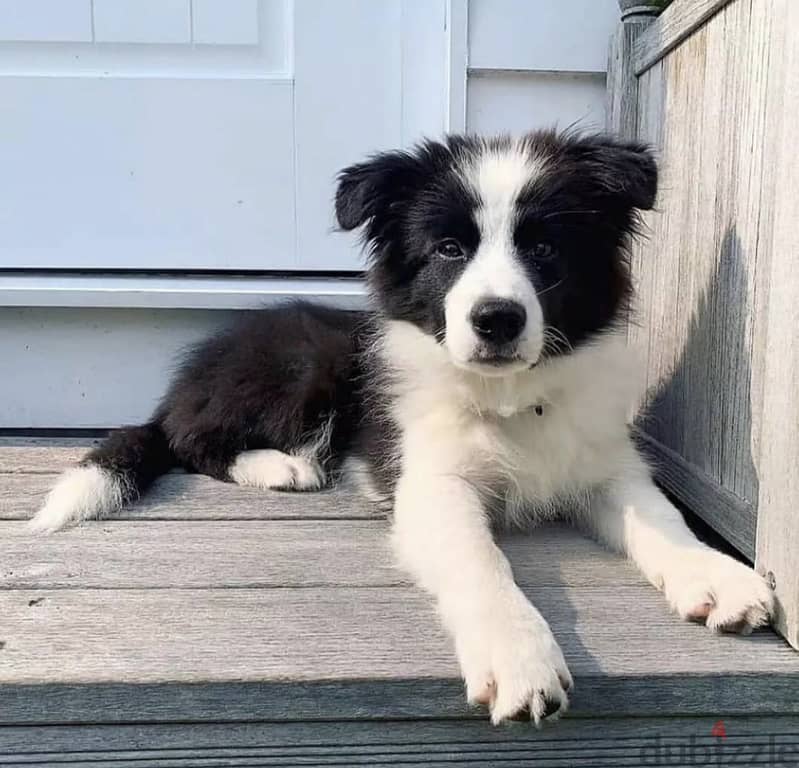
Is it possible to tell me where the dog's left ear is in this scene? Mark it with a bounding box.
[335,150,424,233]
[572,136,658,211]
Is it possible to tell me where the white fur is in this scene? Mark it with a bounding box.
[588,462,774,631]
[445,143,547,373]
[380,321,641,521]
[340,455,392,505]
[28,465,124,534]
[381,319,773,723]
[229,449,325,491]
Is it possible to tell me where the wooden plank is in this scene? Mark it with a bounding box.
[653,20,710,492]
[633,0,734,74]
[629,0,799,648]
[637,431,756,559]
[627,58,664,396]
[631,0,778,558]
[3,716,799,767]
[0,475,58,520]
[0,472,384,521]
[755,0,799,651]
[0,437,99,473]
[1,586,797,725]
[633,16,685,455]
[606,18,653,140]
[0,521,644,589]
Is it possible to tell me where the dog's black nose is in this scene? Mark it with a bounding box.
[470,299,527,345]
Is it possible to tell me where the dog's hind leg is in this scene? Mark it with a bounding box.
[228,449,325,491]
[227,413,335,491]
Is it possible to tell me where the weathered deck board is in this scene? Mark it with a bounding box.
[0,521,642,589]
[3,438,799,758]
[1,472,382,521]
[2,586,797,724]
[4,717,799,768]
[0,437,99,473]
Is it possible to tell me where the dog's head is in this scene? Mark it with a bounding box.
[336,131,656,376]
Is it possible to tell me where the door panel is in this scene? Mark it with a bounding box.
[0,0,448,272]
[1,76,295,270]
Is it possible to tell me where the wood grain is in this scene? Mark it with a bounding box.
[0,520,642,589]
[637,430,756,559]
[630,1,771,538]
[1,471,384,521]
[3,439,799,748]
[0,437,98,474]
[606,18,652,140]
[622,0,799,648]
[633,0,734,74]
[2,586,797,724]
[3,716,799,767]
[754,0,799,650]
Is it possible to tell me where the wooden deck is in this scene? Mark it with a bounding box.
[2,438,799,766]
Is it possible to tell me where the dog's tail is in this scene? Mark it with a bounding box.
[29,422,176,533]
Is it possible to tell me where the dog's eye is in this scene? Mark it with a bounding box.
[530,242,557,262]
[435,239,465,260]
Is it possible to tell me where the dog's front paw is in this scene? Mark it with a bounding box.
[458,603,572,726]
[661,549,774,633]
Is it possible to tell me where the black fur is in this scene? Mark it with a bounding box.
[81,130,657,504]
[83,423,174,503]
[337,131,656,350]
[87,303,368,497]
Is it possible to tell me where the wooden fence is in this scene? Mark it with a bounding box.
[608,0,798,649]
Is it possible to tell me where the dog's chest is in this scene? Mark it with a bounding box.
[487,402,626,500]
[456,351,637,513]
[387,332,641,508]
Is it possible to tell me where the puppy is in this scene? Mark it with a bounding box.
[31,131,774,725]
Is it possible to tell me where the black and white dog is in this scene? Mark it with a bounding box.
[32,131,773,724]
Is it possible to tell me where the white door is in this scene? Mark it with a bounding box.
[0,0,457,274]
[0,0,621,430]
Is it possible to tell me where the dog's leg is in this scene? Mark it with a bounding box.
[586,447,773,632]
[392,466,572,725]
[228,449,325,491]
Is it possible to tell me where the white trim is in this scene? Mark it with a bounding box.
[445,0,468,133]
[0,274,367,310]
[0,71,293,81]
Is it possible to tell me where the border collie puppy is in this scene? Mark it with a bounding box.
[32,131,774,725]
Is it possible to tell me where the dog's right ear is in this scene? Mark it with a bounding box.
[335,150,424,233]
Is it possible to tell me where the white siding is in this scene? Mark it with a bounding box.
[467,72,606,135]
[0,308,230,429]
[465,0,616,135]
[468,0,618,73]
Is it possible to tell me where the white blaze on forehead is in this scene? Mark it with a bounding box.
[466,142,547,238]
[444,142,548,369]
